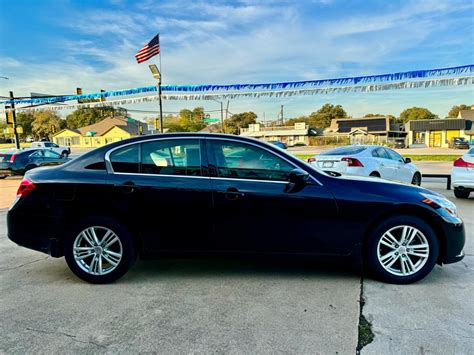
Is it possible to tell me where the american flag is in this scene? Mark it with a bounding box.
[135,34,160,63]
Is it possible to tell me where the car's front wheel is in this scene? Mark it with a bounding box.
[365,215,438,284]
[411,172,421,186]
[64,217,136,284]
[61,151,69,158]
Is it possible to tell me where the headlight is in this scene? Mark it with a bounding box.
[421,192,458,218]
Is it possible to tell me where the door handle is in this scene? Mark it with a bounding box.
[115,181,139,193]
[219,187,244,201]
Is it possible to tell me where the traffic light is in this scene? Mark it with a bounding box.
[5,106,13,124]
[139,125,143,135]
[51,125,57,134]
[100,89,106,102]
[155,118,160,130]
[76,88,83,104]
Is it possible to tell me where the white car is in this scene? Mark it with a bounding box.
[30,141,71,158]
[308,145,421,185]
[451,147,474,198]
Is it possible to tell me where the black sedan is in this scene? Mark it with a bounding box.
[0,148,69,178]
[7,134,465,284]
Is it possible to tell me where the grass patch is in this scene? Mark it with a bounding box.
[0,143,32,149]
[294,153,462,162]
[357,313,375,351]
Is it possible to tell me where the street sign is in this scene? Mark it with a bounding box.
[203,118,220,123]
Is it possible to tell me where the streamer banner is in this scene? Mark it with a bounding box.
[1,64,472,106]
[2,76,471,113]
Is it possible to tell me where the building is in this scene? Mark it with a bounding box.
[406,115,473,148]
[53,117,149,148]
[239,123,318,146]
[325,116,406,145]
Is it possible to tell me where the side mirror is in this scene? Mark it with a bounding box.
[404,157,411,164]
[285,168,310,193]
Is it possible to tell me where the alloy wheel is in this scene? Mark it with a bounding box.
[73,226,123,275]
[377,225,430,277]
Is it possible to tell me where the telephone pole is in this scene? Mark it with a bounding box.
[280,105,284,125]
[9,91,20,149]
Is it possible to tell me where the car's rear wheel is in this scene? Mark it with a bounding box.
[64,217,136,284]
[365,215,438,284]
[454,188,470,199]
[369,172,380,178]
[411,172,421,186]
[24,164,37,172]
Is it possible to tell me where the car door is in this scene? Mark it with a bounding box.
[371,147,396,180]
[42,150,63,166]
[106,138,214,253]
[385,148,412,183]
[206,139,340,255]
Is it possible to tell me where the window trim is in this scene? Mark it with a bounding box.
[104,136,322,185]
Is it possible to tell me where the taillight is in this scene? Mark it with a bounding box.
[17,178,37,198]
[453,158,474,168]
[9,154,17,163]
[342,157,364,167]
[307,157,316,163]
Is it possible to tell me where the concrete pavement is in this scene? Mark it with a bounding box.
[362,183,474,355]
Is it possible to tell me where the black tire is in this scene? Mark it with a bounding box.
[25,164,37,172]
[411,172,422,186]
[0,175,7,179]
[365,215,439,284]
[61,151,69,158]
[454,188,470,199]
[64,216,136,284]
[369,172,380,178]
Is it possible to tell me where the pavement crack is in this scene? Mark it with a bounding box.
[356,276,374,354]
[25,327,107,349]
[0,257,50,272]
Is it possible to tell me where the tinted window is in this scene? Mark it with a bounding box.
[110,145,139,173]
[322,146,367,156]
[44,150,60,158]
[385,148,404,162]
[29,150,43,158]
[374,147,389,159]
[468,148,474,155]
[210,141,293,181]
[44,142,53,147]
[141,140,201,176]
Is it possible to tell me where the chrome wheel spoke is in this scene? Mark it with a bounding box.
[377,225,430,277]
[73,226,123,276]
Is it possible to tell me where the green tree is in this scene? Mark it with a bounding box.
[308,104,347,128]
[285,116,309,126]
[399,107,438,124]
[16,112,35,138]
[66,107,127,129]
[177,107,206,132]
[447,104,471,118]
[225,112,257,134]
[31,111,64,139]
[363,113,384,117]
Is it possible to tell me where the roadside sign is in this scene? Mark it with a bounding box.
[204,118,220,123]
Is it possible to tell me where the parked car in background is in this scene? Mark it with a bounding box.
[268,140,287,149]
[31,141,71,157]
[0,149,70,178]
[7,134,464,285]
[451,147,474,198]
[308,145,421,185]
[449,137,470,149]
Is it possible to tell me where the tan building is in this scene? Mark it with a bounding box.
[239,123,317,146]
[53,117,149,148]
[325,116,406,145]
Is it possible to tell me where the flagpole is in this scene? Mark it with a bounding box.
[158,34,164,133]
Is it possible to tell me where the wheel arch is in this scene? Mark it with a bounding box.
[361,204,447,264]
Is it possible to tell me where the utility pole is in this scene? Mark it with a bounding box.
[9,91,20,149]
[220,101,224,134]
[280,105,284,125]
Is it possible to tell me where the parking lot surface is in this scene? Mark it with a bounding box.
[0,180,472,354]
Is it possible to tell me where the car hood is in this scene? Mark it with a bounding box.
[330,174,445,199]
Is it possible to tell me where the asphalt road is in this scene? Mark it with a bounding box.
[0,181,472,354]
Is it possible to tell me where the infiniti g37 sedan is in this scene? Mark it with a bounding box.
[7,133,465,284]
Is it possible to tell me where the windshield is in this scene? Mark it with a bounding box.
[320,146,367,156]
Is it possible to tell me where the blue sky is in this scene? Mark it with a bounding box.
[0,0,473,121]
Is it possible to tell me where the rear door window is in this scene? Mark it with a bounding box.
[140,139,201,176]
[385,148,404,163]
[110,144,139,173]
[374,147,390,159]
